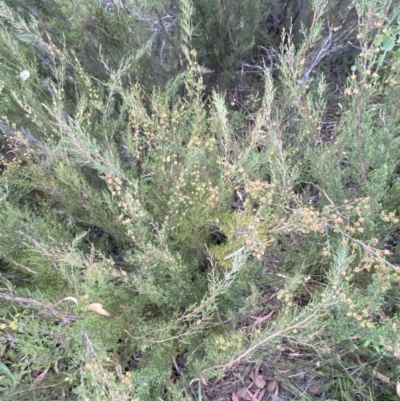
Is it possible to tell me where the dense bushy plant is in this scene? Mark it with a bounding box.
[1,0,400,400]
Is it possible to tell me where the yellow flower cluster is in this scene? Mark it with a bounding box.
[164,163,218,228]
[214,332,243,351]
[380,211,399,224]
[245,180,274,204]
[105,173,147,241]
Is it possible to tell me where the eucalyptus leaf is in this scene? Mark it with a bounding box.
[381,35,395,51]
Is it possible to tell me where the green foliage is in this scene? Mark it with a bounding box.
[0,0,400,400]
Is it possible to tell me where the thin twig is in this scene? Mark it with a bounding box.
[0,253,37,274]
[201,309,322,375]
[0,293,76,323]
[300,21,357,89]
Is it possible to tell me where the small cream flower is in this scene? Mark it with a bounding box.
[19,70,30,81]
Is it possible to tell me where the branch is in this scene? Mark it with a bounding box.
[0,252,37,274]
[299,21,357,89]
[0,293,76,323]
[201,308,322,375]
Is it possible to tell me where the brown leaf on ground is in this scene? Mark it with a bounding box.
[58,296,78,305]
[237,387,248,399]
[239,385,255,401]
[245,389,259,401]
[231,392,239,401]
[32,368,49,385]
[267,380,277,392]
[307,383,322,394]
[254,375,267,389]
[250,310,275,324]
[270,382,282,401]
[257,389,266,401]
[242,390,253,401]
[396,380,400,397]
[374,370,390,383]
[115,363,123,380]
[82,302,111,316]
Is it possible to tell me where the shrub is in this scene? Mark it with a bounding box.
[0,0,400,400]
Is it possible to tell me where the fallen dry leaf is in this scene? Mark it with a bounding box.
[240,388,253,401]
[54,360,59,374]
[201,377,208,387]
[82,303,110,316]
[307,384,322,394]
[374,370,390,383]
[250,310,275,324]
[257,389,266,401]
[237,387,247,399]
[245,389,259,401]
[242,392,252,401]
[267,380,277,392]
[254,376,267,389]
[397,380,400,398]
[32,368,49,384]
[270,382,282,401]
[231,392,240,401]
[115,364,123,380]
[57,296,78,306]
